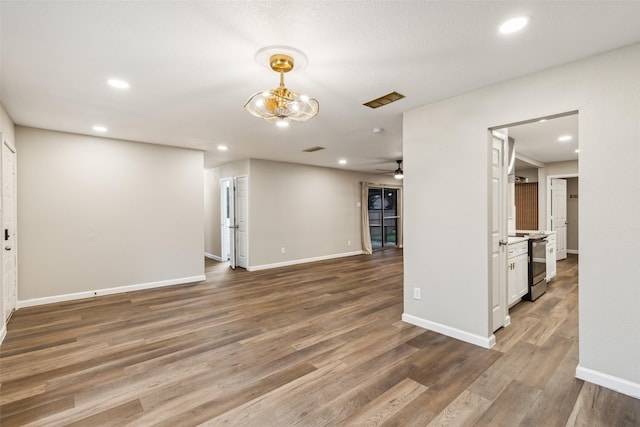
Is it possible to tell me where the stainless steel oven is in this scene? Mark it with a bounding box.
[524,237,547,301]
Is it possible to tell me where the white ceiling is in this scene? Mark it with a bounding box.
[508,113,579,169]
[2,1,639,172]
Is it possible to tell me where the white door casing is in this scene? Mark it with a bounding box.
[2,138,17,321]
[491,130,508,332]
[236,176,248,269]
[546,233,557,281]
[228,179,237,269]
[551,178,568,260]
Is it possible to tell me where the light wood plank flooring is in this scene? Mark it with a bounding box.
[1,250,639,426]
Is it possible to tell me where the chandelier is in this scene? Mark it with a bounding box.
[244,51,319,126]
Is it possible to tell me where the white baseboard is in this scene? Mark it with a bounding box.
[401,313,496,349]
[576,365,640,399]
[567,249,579,255]
[204,252,223,261]
[248,251,364,272]
[17,275,207,309]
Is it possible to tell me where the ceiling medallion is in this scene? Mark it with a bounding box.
[244,46,319,126]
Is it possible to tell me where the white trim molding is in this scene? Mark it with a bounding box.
[205,252,223,261]
[17,275,206,309]
[401,313,496,349]
[567,249,579,255]
[576,365,640,399]
[248,251,364,272]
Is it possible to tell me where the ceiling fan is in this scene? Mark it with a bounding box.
[375,160,404,180]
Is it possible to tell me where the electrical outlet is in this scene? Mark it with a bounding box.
[413,288,421,300]
[348,240,351,246]
[281,247,286,254]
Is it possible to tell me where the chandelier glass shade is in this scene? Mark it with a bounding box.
[244,54,319,124]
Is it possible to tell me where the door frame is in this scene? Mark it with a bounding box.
[220,175,249,270]
[546,173,578,259]
[2,135,18,323]
[489,111,579,344]
[366,185,403,250]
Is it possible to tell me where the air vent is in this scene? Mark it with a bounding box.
[363,91,405,109]
[302,146,326,153]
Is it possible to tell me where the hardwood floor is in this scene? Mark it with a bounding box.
[1,250,639,426]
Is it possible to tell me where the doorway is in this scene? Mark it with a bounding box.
[367,186,400,249]
[220,178,232,262]
[547,175,579,259]
[220,176,248,269]
[489,111,580,337]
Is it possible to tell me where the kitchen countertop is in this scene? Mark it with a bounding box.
[508,230,557,244]
[508,236,528,244]
[516,230,556,236]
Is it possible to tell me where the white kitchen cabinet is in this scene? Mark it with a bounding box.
[508,241,528,306]
[546,233,557,282]
[515,253,528,299]
[507,256,516,305]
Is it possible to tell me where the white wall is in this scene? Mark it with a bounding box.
[17,127,205,303]
[404,43,640,395]
[514,168,538,183]
[0,102,15,343]
[204,168,220,258]
[248,159,400,269]
[544,160,579,176]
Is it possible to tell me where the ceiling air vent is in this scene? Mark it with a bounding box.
[363,91,405,109]
[302,146,326,153]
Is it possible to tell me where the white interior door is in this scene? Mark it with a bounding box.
[551,178,568,260]
[235,176,248,269]
[220,178,232,262]
[491,131,508,332]
[3,139,17,321]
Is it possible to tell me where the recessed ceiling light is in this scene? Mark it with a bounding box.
[558,135,573,142]
[217,145,228,151]
[92,125,107,132]
[107,79,129,89]
[372,127,383,134]
[499,17,529,34]
[574,149,580,153]
[338,159,347,165]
